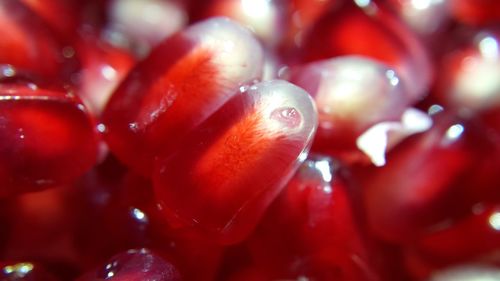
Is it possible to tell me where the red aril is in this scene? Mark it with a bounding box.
[76,248,181,281]
[74,34,135,116]
[289,56,414,164]
[0,83,98,197]
[248,154,379,280]
[450,0,500,26]
[102,17,264,176]
[290,0,433,102]
[433,29,500,115]
[153,80,317,244]
[358,111,500,243]
[0,0,79,82]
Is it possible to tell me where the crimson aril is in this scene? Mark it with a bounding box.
[18,0,106,40]
[102,17,264,177]
[76,248,181,281]
[73,163,222,281]
[289,0,433,102]
[0,185,82,279]
[74,33,135,116]
[248,154,379,280]
[403,203,500,279]
[0,83,98,197]
[433,29,500,116]
[0,0,79,82]
[357,111,500,244]
[289,56,421,165]
[0,261,59,281]
[450,0,500,26]
[153,80,317,244]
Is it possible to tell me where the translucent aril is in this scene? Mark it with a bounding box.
[153,80,317,244]
[0,83,98,197]
[102,17,264,176]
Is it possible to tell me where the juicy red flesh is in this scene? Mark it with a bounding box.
[0,84,98,197]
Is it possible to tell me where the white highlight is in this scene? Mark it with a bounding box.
[445,124,464,141]
[489,212,500,231]
[479,36,499,60]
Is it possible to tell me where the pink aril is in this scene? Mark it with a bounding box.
[102,17,264,176]
[0,83,98,197]
[153,80,317,244]
[106,0,188,55]
[433,29,500,116]
[289,56,416,165]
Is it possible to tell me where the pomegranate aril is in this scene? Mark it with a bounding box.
[106,0,188,55]
[201,0,288,47]
[289,56,413,164]
[450,0,500,26]
[74,166,222,281]
[248,154,379,280]
[358,111,500,243]
[405,204,500,276]
[76,248,181,281]
[0,0,79,82]
[290,0,433,101]
[102,17,264,176]
[0,83,98,197]
[433,29,500,115]
[0,261,59,281]
[153,80,317,244]
[75,34,135,116]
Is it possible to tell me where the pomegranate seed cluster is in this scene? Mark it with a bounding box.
[0,0,500,280]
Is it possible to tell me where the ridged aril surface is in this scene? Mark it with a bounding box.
[0,83,98,197]
[102,17,264,176]
[153,80,317,244]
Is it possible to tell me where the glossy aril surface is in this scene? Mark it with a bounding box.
[291,0,432,101]
[433,29,500,115]
[358,112,500,243]
[450,0,500,26]
[76,249,181,281]
[248,154,378,280]
[102,17,264,176]
[289,56,411,164]
[153,80,317,244]
[0,83,98,197]
[0,0,78,82]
